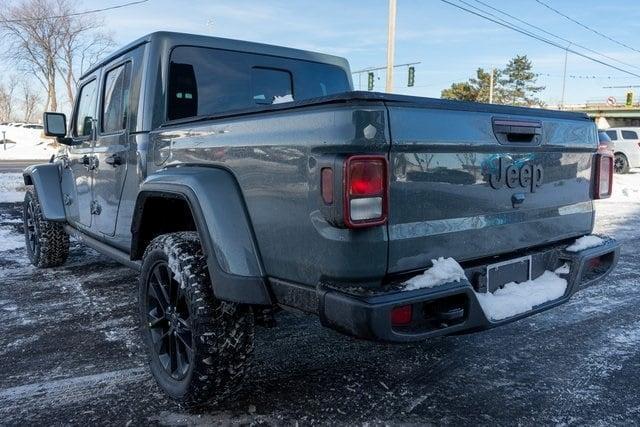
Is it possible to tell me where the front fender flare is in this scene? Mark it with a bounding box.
[22,163,66,222]
[132,166,271,305]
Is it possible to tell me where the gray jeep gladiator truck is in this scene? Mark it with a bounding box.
[23,31,619,405]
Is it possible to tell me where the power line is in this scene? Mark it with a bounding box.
[439,0,640,79]
[0,0,150,24]
[533,0,640,55]
[470,0,640,71]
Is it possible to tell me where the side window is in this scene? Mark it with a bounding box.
[621,130,638,140]
[74,79,98,137]
[102,63,131,133]
[252,68,293,104]
[605,130,618,140]
[168,62,199,120]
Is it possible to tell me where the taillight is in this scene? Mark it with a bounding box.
[594,153,613,199]
[391,304,413,326]
[344,155,388,228]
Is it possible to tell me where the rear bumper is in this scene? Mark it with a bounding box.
[315,237,619,343]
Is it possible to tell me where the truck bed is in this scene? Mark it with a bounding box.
[155,91,597,286]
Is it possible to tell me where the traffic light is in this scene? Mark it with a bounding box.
[408,66,415,87]
[367,72,374,91]
[626,91,634,107]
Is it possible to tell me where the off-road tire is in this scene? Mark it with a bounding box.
[614,153,630,174]
[23,187,69,268]
[139,232,255,406]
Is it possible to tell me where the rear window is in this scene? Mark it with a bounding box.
[167,46,350,121]
[605,130,618,140]
[621,130,638,140]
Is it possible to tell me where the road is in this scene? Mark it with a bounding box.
[0,171,639,425]
[0,160,45,172]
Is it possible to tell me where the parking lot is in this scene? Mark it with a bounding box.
[1,165,639,425]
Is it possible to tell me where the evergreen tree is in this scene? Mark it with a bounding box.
[441,55,544,106]
[503,55,545,107]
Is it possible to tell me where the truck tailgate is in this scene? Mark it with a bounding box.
[387,104,596,273]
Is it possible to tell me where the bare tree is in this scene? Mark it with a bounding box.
[57,14,114,106]
[0,0,66,111]
[0,76,18,122]
[0,0,113,112]
[21,80,41,122]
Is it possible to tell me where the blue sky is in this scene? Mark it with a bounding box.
[33,0,640,105]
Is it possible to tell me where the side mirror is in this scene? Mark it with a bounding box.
[43,112,67,137]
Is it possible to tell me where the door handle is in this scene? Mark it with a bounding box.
[105,154,123,167]
[492,118,542,144]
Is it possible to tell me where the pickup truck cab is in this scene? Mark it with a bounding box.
[23,32,619,405]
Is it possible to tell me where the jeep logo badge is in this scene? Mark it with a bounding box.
[489,157,544,193]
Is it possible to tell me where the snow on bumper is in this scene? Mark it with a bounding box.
[318,236,620,343]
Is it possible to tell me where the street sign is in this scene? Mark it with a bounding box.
[606,96,617,106]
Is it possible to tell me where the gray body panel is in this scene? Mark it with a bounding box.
[150,103,390,286]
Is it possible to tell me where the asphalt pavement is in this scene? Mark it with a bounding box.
[0,172,639,425]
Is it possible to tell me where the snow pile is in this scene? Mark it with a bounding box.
[554,263,571,275]
[475,271,567,321]
[404,257,467,291]
[403,256,571,321]
[272,94,294,104]
[0,173,26,203]
[566,235,604,252]
[0,125,58,160]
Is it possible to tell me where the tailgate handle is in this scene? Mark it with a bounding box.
[492,118,542,144]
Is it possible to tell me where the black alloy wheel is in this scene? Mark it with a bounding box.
[146,261,194,381]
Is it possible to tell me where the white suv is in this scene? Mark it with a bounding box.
[604,127,640,173]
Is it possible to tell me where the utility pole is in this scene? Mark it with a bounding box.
[385,0,397,93]
[560,43,571,110]
[489,68,495,104]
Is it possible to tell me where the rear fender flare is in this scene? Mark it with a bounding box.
[132,166,271,305]
[22,163,66,222]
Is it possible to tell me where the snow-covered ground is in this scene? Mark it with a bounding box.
[0,125,58,160]
[0,173,26,203]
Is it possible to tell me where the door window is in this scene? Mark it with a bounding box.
[102,63,131,133]
[605,130,618,140]
[74,79,98,138]
[621,130,638,140]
